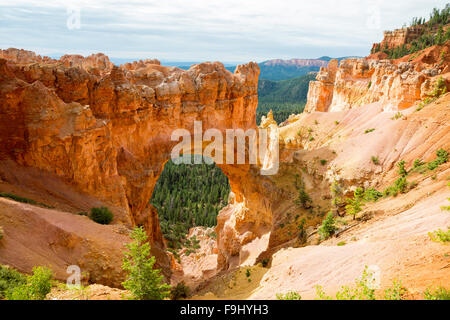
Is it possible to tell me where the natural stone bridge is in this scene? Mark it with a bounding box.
[0,50,280,271]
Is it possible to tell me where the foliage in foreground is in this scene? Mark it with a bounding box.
[315,267,407,300]
[0,265,26,299]
[278,268,449,300]
[424,286,450,300]
[277,267,414,300]
[428,228,450,243]
[276,291,302,300]
[122,227,171,300]
[6,266,53,300]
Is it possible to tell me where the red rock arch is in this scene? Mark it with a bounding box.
[0,50,274,272]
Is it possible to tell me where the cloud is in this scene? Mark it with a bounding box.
[0,0,447,62]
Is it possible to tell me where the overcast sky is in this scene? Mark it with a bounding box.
[0,0,447,63]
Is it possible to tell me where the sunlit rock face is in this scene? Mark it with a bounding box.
[0,48,266,272]
[371,26,425,51]
[305,42,449,112]
[304,59,338,112]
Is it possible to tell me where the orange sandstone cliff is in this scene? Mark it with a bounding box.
[305,42,450,113]
[0,48,265,283]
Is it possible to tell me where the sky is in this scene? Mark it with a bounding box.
[0,0,448,63]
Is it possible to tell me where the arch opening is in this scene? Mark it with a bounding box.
[150,154,231,251]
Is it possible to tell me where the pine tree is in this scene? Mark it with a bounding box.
[122,227,171,300]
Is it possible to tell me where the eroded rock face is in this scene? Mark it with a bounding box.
[0,48,263,273]
[371,26,425,51]
[305,43,449,112]
[305,60,338,112]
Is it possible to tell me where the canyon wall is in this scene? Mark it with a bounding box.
[371,26,424,51]
[0,48,269,274]
[305,42,449,113]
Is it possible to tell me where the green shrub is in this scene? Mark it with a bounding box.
[424,286,450,300]
[442,196,450,212]
[295,175,312,209]
[416,96,435,111]
[428,161,439,170]
[6,284,31,300]
[330,181,344,210]
[331,267,376,300]
[315,285,332,300]
[122,227,171,300]
[413,159,425,168]
[345,188,364,220]
[315,268,411,300]
[428,228,450,243]
[394,177,409,193]
[384,280,407,300]
[0,265,26,298]
[371,156,379,165]
[320,159,327,166]
[170,281,190,300]
[337,241,346,246]
[428,149,449,171]
[430,76,447,98]
[261,258,270,268]
[6,266,53,300]
[276,291,302,300]
[0,193,53,209]
[397,160,407,177]
[364,188,383,202]
[391,112,403,120]
[297,218,307,244]
[28,266,53,299]
[364,128,375,134]
[318,212,337,240]
[89,207,114,225]
[384,177,409,197]
[436,149,449,162]
[416,77,448,111]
